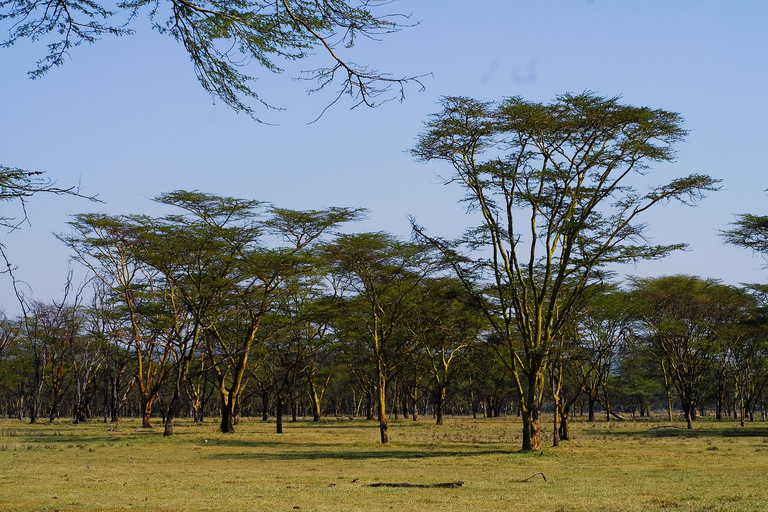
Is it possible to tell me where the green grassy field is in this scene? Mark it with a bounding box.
[1,415,767,511]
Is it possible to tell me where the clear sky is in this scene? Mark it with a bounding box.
[1,1,767,313]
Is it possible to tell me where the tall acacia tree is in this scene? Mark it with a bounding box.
[412,92,719,450]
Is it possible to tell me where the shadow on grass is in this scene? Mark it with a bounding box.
[596,424,768,439]
[202,442,518,461]
[645,426,768,438]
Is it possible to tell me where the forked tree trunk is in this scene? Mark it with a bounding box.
[410,389,419,421]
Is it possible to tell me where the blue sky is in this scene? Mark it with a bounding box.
[1,1,767,312]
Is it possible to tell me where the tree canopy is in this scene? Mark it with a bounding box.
[412,91,720,450]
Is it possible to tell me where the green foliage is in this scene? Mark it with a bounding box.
[723,212,768,260]
[1,0,424,118]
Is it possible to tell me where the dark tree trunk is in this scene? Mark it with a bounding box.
[261,390,269,421]
[276,395,284,434]
[366,392,373,421]
[558,407,570,441]
[220,395,235,433]
[521,407,541,451]
[435,387,446,426]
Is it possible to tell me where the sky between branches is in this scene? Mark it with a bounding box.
[0,0,766,312]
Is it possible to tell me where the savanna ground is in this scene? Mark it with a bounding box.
[1,414,767,511]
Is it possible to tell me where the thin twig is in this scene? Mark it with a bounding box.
[519,472,547,483]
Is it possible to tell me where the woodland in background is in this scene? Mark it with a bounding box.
[0,203,766,446]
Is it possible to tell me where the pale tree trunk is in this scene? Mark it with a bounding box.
[308,379,322,422]
[662,360,673,422]
[378,376,388,443]
[521,407,541,451]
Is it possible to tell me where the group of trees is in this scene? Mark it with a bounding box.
[2,92,766,456]
[1,254,767,446]
[0,190,488,443]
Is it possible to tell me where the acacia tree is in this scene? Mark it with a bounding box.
[576,287,634,422]
[61,214,175,428]
[1,1,423,119]
[410,277,483,425]
[412,92,719,450]
[325,232,442,443]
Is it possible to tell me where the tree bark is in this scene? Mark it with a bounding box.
[521,407,541,451]
[276,395,284,434]
[220,393,235,433]
[261,390,269,421]
[141,396,154,428]
[378,364,388,443]
[435,387,446,426]
[309,380,322,422]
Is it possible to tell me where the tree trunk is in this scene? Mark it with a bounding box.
[163,390,180,436]
[662,360,673,422]
[220,393,235,433]
[558,412,569,441]
[521,407,541,451]
[261,390,269,421]
[141,395,154,428]
[435,387,446,426]
[276,395,284,434]
[378,370,388,443]
[309,380,322,422]
[740,395,746,428]
[366,391,373,421]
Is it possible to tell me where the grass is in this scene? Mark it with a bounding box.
[0,415,767,511]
